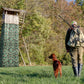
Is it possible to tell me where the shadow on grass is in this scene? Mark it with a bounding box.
[0,70,52,79]
[0,72,28,82]
[80,78,84,83]
[0,72,23,77]
[27,72,52,78]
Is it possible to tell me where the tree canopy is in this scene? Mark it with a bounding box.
[0,0,84,65]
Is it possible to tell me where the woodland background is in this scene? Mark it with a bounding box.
[0,0,84,65]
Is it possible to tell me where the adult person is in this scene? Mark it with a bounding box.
[65,21,84,77]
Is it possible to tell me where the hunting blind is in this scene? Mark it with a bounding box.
[0,8,25,67]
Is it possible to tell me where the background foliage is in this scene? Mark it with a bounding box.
[0,0,84,65]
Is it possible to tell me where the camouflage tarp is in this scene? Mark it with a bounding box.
[0,23,19,67]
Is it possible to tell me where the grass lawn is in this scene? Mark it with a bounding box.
[0,66,84,84]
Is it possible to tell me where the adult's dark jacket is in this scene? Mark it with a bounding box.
[65,28,72,51]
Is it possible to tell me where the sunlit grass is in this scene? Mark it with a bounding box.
[0,66,84,84]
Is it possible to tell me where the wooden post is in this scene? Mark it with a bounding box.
[19,12,31,66]
[22,37,31,66]
[19,48,26,66]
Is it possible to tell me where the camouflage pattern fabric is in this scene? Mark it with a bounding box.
[67,28,84,47]
[0,23,19,67]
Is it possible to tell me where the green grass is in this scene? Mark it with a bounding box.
[0,66,84,84]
